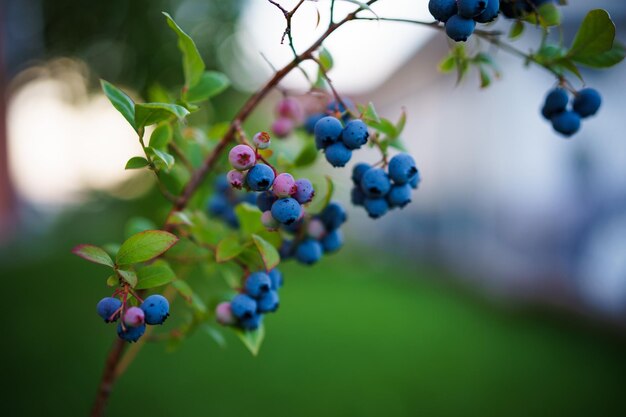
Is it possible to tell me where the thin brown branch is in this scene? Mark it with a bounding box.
[91,338,126,417]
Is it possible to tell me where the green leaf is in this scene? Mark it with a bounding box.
[571,42,626,68]
[124,217,157,239]
[366,118,397,139]
[149,123,173,150]
[395,109,406,137]
[318,47,334,71]
[235,324,265,356]
[234,203,264,235]
[479,66,491,88]
[524,2,561,27]
[184,71,230,103]
[554,58,584,82]
[252,234,280,271]
[106,275,119,287]
[202,324,227,349]
[135,260,176,289]
[307,176,335,214]
[125,156,149,170]
[146,147,175,170]
[509,20,524,40]
[163,12,206,88]
[72,244,114,268]
[294,140,319,167]
[438,55,456,73]
[362,102,381,123]
[216,234,244,262]
[116,268,138,287]
[135,103,190,129]
[568,9,616,61]
[116,230,179,265]
[171,280,193,302]
[100,80,136,130]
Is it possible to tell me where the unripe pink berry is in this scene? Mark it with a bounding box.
[276,97,304,123]
[228,144,256,171]
[307,218,326,239]
[216,302,236,326]
[253,131,271,150]
[271,117,294,138]
[261,210,279,230]
[272,173,296,198]
[123,306,145,327]
[227,169,245,189]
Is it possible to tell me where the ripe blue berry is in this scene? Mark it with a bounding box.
[305,113,325,134]
[295,239,323,265]
[271,198,302,225]
[268,269,283,290]
[428,0,458,22]
[207,194,229,216]
[457,0,488,18]
[97,297,122,323]
[341,119,369,150]
[475,0,499,23]
[361,168,391,197]
[551,111,581,137]
[231,294,257,319]
[388,153,418,184]
[322,229,343,253]
[319,202,347,231]
[314,116,343,150]
[352,163,372,185]
[387,184,412,208]
[351,187,366,206]
[140,294,170,325]
[445,15,476,42]
[257,290,280,313]
[279,239,295,259]
[117,323,146,342]
[325,142,353,167]
[246,164,275,191]
[245,272,272,298]
[326,98,355,120]
[239,312,263,330]
[542,88,569,119]
[573,88,602,118]
[409,171,421,189]
[294,178,315,204]
[364,198,389,219]
[223,207,239,228]
[256,191,276,212]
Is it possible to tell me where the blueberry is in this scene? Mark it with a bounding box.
[272,117,294,138]
[252,131,271,149]
[445,15,476,42]
[551,111,581,137]
[361,168,391,197]
[326,98,355,121]
[238,312,263,330]
[245,272,272,298]
[341,119,369,150]
[276,97,304,122]
[117,323,146,342]
[307,218,327,239]
[351,163,372,185]
[387,184,412,208]
[228,144,256,171]
[215,302,236,326]
[542,88,569,120]
[215,175,230,193]
[256,191,276,212]
[227,169,245,189]
[268,269,283,290]
[243,192,258,205]
[364,198,389,219]
[207,194,229,216]
[96,297,122,323]
[272,173,297,198]
[322,229,343,253]
[295,239,324,265]
[257,290,280,313]
[223,207,240,228]
[304,113,325,134]
[325,142,352,167]
[246,164,275,191]
[230,294,257,319]
[351,187,366,206]
[279,239,295,259]
[271,198,302,225]
[282,217,305,234]
[388,153,418,184]
[314,116,343,150]
[573,88,601,118]
[475,0,499,23]
[409,171,421,189]
[457,0,488,18]
[319,201,347,231]
[293,178,315,204]
[123,306,145,327]
[428,0,458,22]
[140,294,170,325]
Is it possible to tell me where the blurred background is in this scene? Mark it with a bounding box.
[2,0,626,416]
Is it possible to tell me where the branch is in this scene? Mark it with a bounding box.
[91,338,126,417]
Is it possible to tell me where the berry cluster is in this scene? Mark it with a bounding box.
[314,116,369,167]
[215,269,283,330]
[304,98,356,134]
[228,139,315,229]
[429,0,500,42]
[541,87,602,137]
[207,175,257,228]
[279,201,347,265]
[500,0,555,19]
[350,154,420,219]
[96,294,170,343]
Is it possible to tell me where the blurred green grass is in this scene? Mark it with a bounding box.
[3,202,626,416]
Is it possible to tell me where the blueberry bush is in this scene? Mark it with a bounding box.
[73,1,623,415]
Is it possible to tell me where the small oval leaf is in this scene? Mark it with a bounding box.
[116,230,179,265]
[72,244,114,268]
